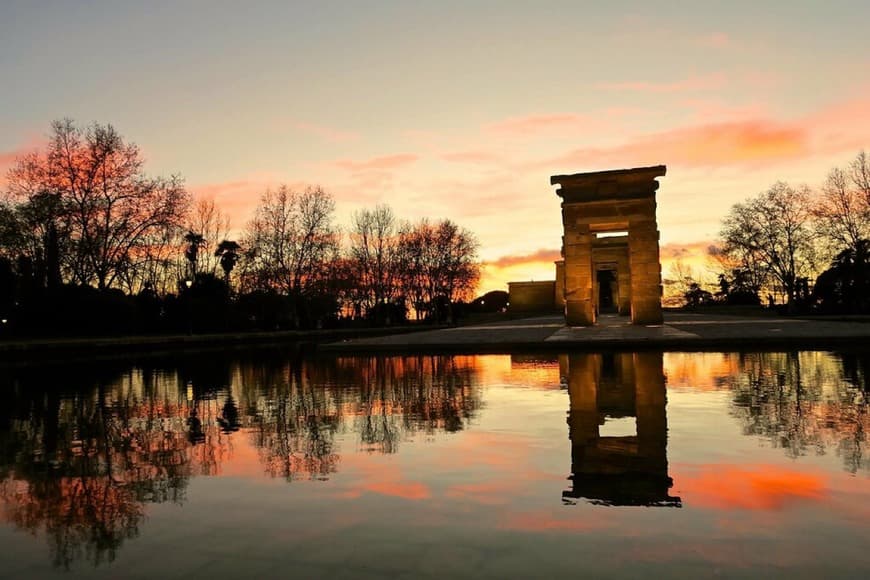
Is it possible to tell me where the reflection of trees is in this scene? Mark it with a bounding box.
[728,352,868,473]
[0,354,482,567]
[238,355,481,479]
[0,364,233,568]
[249,362,341,482]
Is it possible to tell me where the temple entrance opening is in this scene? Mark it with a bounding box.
[596,269,617,314]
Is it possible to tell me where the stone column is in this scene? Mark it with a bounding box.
[628,218,663,324]
[633,352,668,475]
[617,254,631,316]
[554,260,565,309]
[564,223,595,325]
[566,354,601,448]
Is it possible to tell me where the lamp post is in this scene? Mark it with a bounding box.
[185,279,193,335]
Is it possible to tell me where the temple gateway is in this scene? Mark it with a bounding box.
[508,165,666,326]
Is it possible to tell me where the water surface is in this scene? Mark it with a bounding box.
[0,350,867,578]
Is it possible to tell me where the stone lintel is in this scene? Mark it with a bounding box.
[552,165,666,204]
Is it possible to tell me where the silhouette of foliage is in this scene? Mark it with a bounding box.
[813,240,870,313]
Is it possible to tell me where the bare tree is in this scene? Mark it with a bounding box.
[720,182,816,310]
[813,153,870,261]
[349,204,400,320]
[396,219,480,322]
[662,258,698,307]
[242,185,339,322]
[186,197,231,275]
[849,150,870,204]
[5,119,190,290]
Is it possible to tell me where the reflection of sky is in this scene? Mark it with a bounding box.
[0,351,867,577]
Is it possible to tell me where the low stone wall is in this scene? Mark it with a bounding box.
[509,280,558,312]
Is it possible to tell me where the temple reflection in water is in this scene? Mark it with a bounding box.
[2,349,868,569]
[559,352,681,507]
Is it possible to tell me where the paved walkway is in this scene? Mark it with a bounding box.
[322,312,870,353]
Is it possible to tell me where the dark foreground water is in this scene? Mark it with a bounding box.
[0,350,867,579]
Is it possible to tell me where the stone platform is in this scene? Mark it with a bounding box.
[321,312,870,353]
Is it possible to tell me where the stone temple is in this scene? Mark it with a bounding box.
[508,165,666,326]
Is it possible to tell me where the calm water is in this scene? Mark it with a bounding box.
[0,350,867,579]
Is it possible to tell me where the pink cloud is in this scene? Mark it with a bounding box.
[697,32,730,48]
[335,153,419,172]
[804,96,870,151]
[594,72,727,93]
[188,177,308,229]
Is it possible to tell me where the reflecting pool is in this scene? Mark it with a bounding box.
[0,350,867,578]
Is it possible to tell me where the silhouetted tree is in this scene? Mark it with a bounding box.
[715,268,762,305]
[396,219,480,322]
[183,231,206,278]
[349,204,401,323]
[186,197,231,275]
[813,240,870,313]
[5,119,190,290]
[813,151,870,264]
[214,239,241,286]
[720,182,816,311]
[242,185,339,326]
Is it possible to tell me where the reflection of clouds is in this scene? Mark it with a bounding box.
[674,464,827,511]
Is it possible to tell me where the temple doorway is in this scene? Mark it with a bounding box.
[596,269,617,314]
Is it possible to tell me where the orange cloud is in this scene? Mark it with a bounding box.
[478,248,562,292]
[594,72,727,93]
[675,464,827,511]
[535,95,870,172]
[537,119,808,170]
[335,153,419,172]
[486,248,561,269]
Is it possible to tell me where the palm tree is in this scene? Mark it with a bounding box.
[183,231,206,277]
[214,239,241,286]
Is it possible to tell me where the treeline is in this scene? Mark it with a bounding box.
[669,151,870,314]
[0,119,480,336]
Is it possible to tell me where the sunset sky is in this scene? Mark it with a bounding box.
[2,1,869,293]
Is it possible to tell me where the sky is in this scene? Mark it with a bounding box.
[1,0,869,293]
